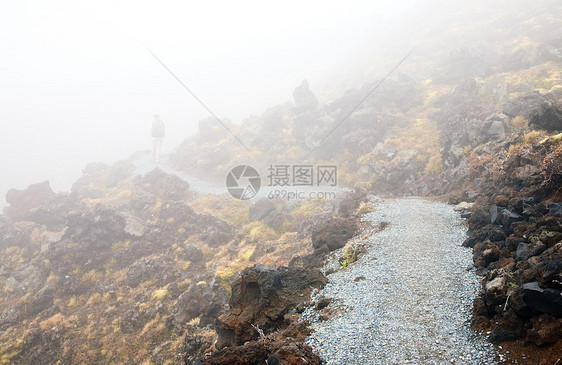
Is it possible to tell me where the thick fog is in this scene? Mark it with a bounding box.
[1,0,422,207]
[1,0,553,207]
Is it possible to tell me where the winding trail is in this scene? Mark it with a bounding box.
[132,152,347,199]
[305,197,497,364]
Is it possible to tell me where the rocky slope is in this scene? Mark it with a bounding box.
[451,129,562,362]
[0,159,365,364]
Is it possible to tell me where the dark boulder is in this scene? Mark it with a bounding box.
[45,208,129,270]
[484,276,507,307]
[485,120,506,141]
[182,243,205,263]
[490,205,523,227]
[311,218,358,251]
[200,341,269,364]
[482,243,501,267]
[530,242,548,258]
[202,322,321,365]
[64,208,127,248]
[548,202,562,216]
[121,213,147,238]
[516,242,531,261]
[216,264,326,349]
[529,100,562,132]
[502,91,557,119]
[521,281,562,317]
[155,200,234,247]
[271,342,321,365]
[467,207,490,229]
[299,244,331,270]
[505,235,524,252]
[298,213,332,239]
[27,194,74,230]
[199,338,321,365]
[524,242,562,288]
[487,226,507,242]
[336,189,367,218]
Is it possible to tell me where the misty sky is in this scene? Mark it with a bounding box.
[0,0,422,206]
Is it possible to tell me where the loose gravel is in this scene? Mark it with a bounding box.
[304,197,498,364]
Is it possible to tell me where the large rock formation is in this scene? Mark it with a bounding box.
[216,264,327,349]
[4,181,56,220]
[293,80,319,112]
[192,263,327,364]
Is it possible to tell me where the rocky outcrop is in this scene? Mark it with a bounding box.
[456,129,562,347]
[141,168,191,201]
[0,166,243,364]
[502,91,558,120]
[522,281,562,317]
[1,154,357,365]
[4,181,56,220]
[293,80,319,113]
[311,217,358,252]
[216,264,327,348]
[170,279,227,329]
[529,100,562,131]
[200,332,321,365]
[191,264,326,364]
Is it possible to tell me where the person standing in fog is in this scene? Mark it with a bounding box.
[150,114,165,163]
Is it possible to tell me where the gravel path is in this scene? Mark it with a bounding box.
[304,197,498,364]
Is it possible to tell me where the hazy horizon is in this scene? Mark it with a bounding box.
[2,0,558,207]
[1,0,422,207]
